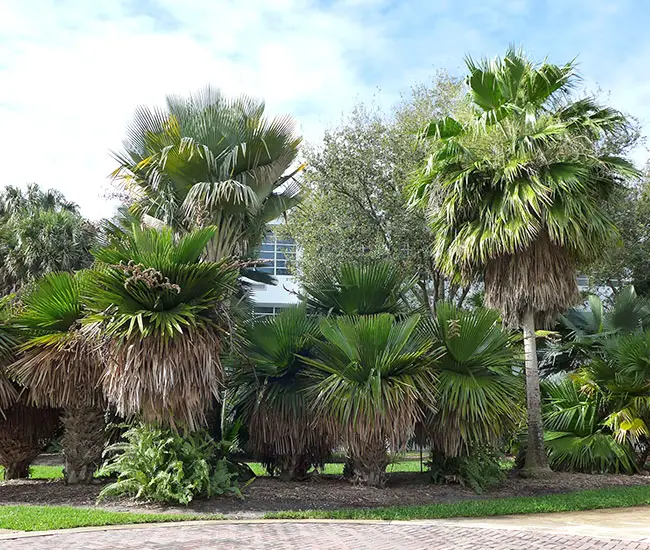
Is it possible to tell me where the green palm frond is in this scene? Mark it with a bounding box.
[304,314,437,456]
[112,86,303,260]
[302,262,416,315]
[88,225,238,430]
[419,303,523,456]
[7,272,101,408]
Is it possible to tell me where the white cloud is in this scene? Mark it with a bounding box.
[1,0,649,219]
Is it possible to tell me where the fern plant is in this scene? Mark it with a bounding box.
[98,424,240,505]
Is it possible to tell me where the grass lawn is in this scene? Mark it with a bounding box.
[264,485,650,520]
[1,461,426,481]
[0,505,220,531]
[2,485,650,530]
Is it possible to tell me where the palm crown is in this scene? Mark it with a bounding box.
[411,48,638,324]
[89,225,238,429]
[113,86,303,261]
[8,271,101,408]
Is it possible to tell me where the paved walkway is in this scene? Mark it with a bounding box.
[2,507,650,549]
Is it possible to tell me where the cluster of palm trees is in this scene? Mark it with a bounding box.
[233,263,521,486]
[0,47,645,492]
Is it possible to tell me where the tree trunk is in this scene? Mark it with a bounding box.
[62,405,105,485]
[4,460,29,480]
[521,310,551,476]
[354,437,389,487]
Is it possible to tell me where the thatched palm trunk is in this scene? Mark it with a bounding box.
[521,310,550,475]
[62,404,105,485]
[353,437,389,487]
[0,401,60,480]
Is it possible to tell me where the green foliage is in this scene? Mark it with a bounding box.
[90,225,237,340]
[420,303,523,456]
[585,171,650,296]
[0,184,96,294]
[286,76,470,310]
[543,378,637,473]
[113,86,302,261]
[302,262,416,315]
[98,424,240,505]
[428,447,506,494]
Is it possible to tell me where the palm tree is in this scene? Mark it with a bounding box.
[112,86,303,261]
[0,185,96,294]
[302,262,416,315]
[88,225,238,430]
[0,296,18,410]
[420,303,523,456]
[7,272,105,484]
[304,314,437,486]
[232,306,332,479]
[410,48,638,474]
[543,330,650,473]
[543,286,650,374]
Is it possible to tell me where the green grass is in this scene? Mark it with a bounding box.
[0,465,64,480]
[264,485,650,520]
[0,461,425,481]
[246,460,426,477]
[0,505,220,531]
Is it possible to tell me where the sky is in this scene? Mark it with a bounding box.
[1,0,649,219]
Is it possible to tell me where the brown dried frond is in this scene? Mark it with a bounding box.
[485,231,580,327]
[102,327,223,431]
[0,397,61,472]
[0,368,18,411]
[248,398,335,469]
[7,335,104,408]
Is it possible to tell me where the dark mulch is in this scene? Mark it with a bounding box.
[1,470,650,518]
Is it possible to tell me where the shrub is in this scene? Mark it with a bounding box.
[428,447,506,494]
[98,424,240,505]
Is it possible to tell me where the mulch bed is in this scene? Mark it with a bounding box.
[1,469,650,518]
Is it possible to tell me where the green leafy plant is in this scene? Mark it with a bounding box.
[420,303,523,456]
[98,424,240,505]
[232,306,332,480]
[304,313,437,487]
[428,446,506,494]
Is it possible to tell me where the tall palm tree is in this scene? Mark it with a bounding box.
[304,314,437,486]
[7,272,105,484]
[420,303,523,456]
[302,262,416,315]
[410,48,638,474]
[88,225,238,430]
[112,86,303,261]
[232,306,332,479]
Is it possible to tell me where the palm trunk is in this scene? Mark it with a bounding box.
[354,437,389,487]
[62,404,105,485]
[521,310,551,476]
[4,460,29,480]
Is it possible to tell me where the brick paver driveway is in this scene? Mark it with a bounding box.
[1,520,648,549]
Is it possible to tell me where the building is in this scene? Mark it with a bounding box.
[250,228,300,317]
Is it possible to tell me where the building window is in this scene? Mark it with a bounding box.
[255,233,295,276]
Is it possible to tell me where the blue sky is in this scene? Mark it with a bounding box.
[1,0,649,218]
